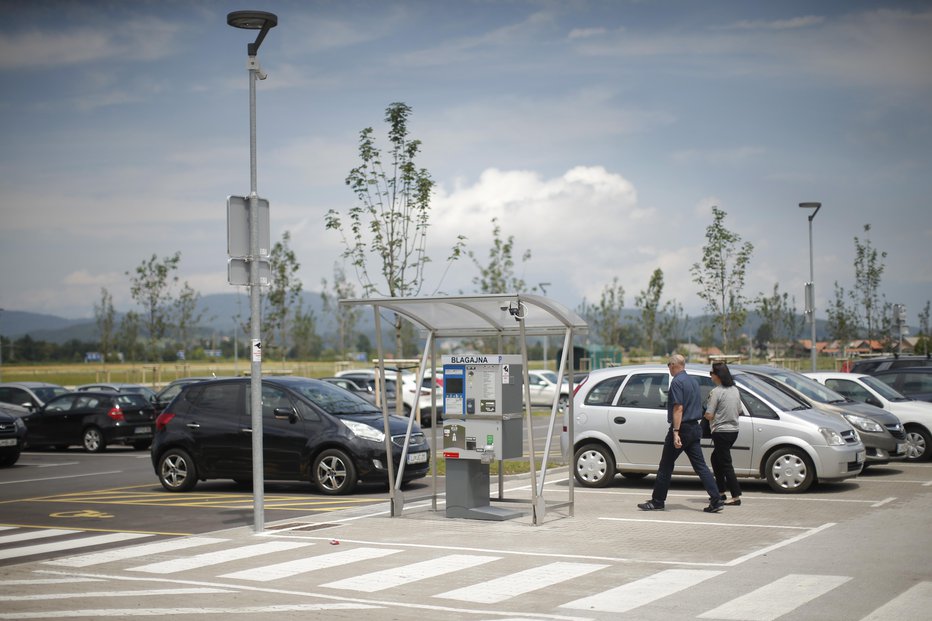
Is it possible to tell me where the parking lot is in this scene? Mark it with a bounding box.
[1,449,930,620]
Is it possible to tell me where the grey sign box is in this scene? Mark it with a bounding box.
[228,258,272,286]
[227,195,270,258]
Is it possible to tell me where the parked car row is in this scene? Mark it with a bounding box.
[562,362,932,496]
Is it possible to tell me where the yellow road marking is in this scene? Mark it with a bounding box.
[0,522,193,536]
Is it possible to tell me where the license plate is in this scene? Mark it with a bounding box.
[856,451,865,464]
[0,438,16,447]
[407,452,427,464]
[135,426,152,434]
[896,443,906,454]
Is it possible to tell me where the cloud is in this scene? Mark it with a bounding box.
[723,16,825,31]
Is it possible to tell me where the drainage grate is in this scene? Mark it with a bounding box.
[266,522,341,532]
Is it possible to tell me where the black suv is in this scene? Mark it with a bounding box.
[151,377,430,495]
[850,355,932,375]
[0,406,27,467]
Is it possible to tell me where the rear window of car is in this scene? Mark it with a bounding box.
[584,375,625,406]
[734,374,807,412]
[116,394,149,408]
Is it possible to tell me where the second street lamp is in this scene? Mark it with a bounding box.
[800,202,822,372]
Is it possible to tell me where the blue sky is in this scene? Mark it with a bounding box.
[1,0,930,333]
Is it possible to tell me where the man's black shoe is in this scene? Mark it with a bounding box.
[637,500,664,511]
[703,500,725,513]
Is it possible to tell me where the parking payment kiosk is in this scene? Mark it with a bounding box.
[441,354,524,520]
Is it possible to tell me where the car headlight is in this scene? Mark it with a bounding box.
[819,427,846,446]
[843,414,884,433]
[344,420,385,443]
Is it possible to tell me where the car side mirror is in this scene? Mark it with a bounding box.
[273,407,298,424]
[866,396,883,408]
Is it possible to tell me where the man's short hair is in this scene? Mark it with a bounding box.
[668,353,685,367]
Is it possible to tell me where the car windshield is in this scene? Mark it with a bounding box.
[768,371,848,404]
[735,374,810,411]
[860,375,911,401]
[291,381,381,416]
[33,386,69,402]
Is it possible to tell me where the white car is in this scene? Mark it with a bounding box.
[806,372,932,461]
[525,369,570,412]
[335,368,433,418]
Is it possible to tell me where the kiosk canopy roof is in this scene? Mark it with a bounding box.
[340,293,588,338]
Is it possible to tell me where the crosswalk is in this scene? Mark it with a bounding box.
[1,526,930,620]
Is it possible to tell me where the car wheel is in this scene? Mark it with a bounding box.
[312,448,357,495]
[158,448,198,492]
[133,440,151,450]
[621,472,648,480]
[765,447,815,493]
[0,451,20,467]
[904,425,931,461]
[82,427,106,453]
[573,443,615,488]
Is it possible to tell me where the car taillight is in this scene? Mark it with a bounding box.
[155,412,175,432]
[107,407,125,422]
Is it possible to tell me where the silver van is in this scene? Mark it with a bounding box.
[561,365,865,493]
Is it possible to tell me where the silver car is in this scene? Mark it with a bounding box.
[561,365,866,493]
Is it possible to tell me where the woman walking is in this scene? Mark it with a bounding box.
[704,362,742,505]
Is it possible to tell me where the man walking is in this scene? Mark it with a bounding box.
[637,354,724,513]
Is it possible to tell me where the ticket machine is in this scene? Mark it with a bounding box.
[441,354,524,520]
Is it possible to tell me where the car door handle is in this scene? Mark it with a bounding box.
[186,423,200,429]
[614,417,627,424]
[241,428,253,433]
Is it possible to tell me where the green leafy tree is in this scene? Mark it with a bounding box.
[658,299,688,356]
[633,268,665,355]
[117,310,143,363]
[321,263,361,360]
[916,301,931,355]
[469,217,533,293]
[291,305,322,360]
[93,288,115,362]
[127,252,181,361]
[326,102,464,356]
[690,206,754,353]
[265,231,303,363]
[852,224,887,343]
[174,282,207,360]
[755,283,800,358]
[579,278,626,347]
[826,282,860,358]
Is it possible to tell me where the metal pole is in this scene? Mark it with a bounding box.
[247,54,264,532]
[808,215,816,372]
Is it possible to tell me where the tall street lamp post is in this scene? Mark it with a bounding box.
[800,202,822,372]
[227,10,277,533]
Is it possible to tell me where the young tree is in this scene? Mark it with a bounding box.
[916,301,931,356]
[852,224,887,343]
[579,278,626,347]
[174,282,207,360]
[321,263,361,360]
[291,305,322,360]
[93,288,115,362]
[633,268,665,355]
[326,102,464,356]
[265,231,303,363]
[826,282,860,359]
[690,206,754,353]
[469,217,533,294]
[755,283,799,358]
[116,310,143,363]
[127,252,181,361]
[658,299,688,356]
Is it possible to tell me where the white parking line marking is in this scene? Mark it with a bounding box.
[0,533,151,561]
[44,536,229,568]
[322,554,500,592]
[723,523,835,567]
[698,573,850,620]
[126,541,312,574]
[599,517,813,530]
[0,578,102,586]
[560,568,723,613]
[0,603,382,619]
[0,471,123,485]
[859,581,932,620]
[0,588,230,602]
[870,497,896,507]
[220,546,402,582]
[0,529,81,545]
[436,561,608,604]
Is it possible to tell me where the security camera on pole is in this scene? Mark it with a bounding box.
[226,10,277,533]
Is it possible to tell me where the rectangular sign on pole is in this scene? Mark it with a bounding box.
[228,258,272,286]
[227,195,270,258]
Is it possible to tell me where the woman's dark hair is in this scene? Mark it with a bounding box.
[711,362,735,387]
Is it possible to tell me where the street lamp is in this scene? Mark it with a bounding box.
[800,202,822,372]
[228,9,277,533]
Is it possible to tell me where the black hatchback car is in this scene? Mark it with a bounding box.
[0,405,28,467]
[23,392,156,452]
[150,377,430,495]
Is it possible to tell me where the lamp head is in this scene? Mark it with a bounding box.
[227,11,278,55]
[799,202,821,221]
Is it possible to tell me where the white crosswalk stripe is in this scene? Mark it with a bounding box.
[321,553,501,592]
[560,568,724,613]
[220,546,402,582]
[44,536,228,568]
[0,532,152,561]
[698,574,851,620]
[858,581,932,621]
[126,540,313,574]
[0,529,81,545]
[435,561,609,604]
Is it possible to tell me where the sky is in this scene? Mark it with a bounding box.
[1,0,931,333]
